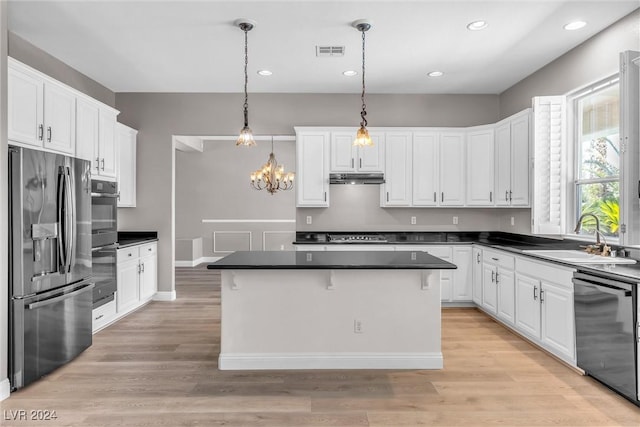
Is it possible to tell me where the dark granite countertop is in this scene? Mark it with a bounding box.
[207,250,458,270]
[117,231,158,248]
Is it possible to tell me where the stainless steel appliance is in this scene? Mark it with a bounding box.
[91,244,117,308]
[327,234,388,243]
[573,270,639,405]
[91,180,118,248]
[9,145,94,390]
[329,173,385,185]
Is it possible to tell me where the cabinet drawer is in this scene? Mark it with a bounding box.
[483,249,514,270]
[93,298,116,332]
[117,246,139,263]
[516,257,575,289]
[139,242,157,256]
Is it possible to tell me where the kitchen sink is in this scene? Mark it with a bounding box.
[522,249,637,264]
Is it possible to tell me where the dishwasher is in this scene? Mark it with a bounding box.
[573,271,639,406]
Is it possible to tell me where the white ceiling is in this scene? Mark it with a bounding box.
[7,0,639,94]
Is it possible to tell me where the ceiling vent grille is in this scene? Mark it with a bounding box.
[316,46,345,57]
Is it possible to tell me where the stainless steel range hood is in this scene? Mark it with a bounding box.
[329,173,385,185]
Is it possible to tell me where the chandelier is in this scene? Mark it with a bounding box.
[250,138,294,194]
[235,19,257,146]
[353,19,373,147]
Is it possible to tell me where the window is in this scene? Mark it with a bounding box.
[572,79,620,239]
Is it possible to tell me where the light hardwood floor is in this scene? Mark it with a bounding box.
[2,265,639,426]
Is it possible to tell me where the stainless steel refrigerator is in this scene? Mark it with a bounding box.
[9,145,94,390]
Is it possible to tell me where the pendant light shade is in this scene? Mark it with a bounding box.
[353,19,373,147]
[235,19,257,147]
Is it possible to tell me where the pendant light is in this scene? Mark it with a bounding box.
[353,19,373,147]
[250,137,294,194]
[235,19,257,146]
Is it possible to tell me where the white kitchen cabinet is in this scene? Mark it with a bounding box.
[116,123,138,207]
[295,129,330,207]
[515,257,576,364]
[381,131,412,207]
[495,109,530,206]
[451,246,472,301]
[412,132,439,206]
[95,108,117,180]
[439,132,465,206]
[8,59,76,155]
[116,242,158,317]
[92,299,117,334]
[330,130,384,173]
[466,127,495,206]
[471,246,483,305]
[481,249,515,324]
[395,246,453,302]
[76,98,100,163]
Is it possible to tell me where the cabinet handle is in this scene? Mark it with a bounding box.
[495,271,499,284]
[441,192,444,203]
[505,190,509,201]
[137,264,141,274]
[489,191,492,202]
[533,285,538,301]
[491,271,495,283]
[491,257,499,261]
[128,253,132,257]
[387,192,389,202]
[47,126,52,142]
[540,289,545,303]
[95,314,104,321]
[433,192,436,202]
[95,157,100,171]
[101,158,105,171]
[359,158,362,169]
[476,253,480,264]
[509,191,513,202]
[324,192,327,202]
[141,263,145,273]
[38,124,44,140]
[351,158,354,168]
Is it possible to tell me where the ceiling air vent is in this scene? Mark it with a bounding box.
[316,46,345,57]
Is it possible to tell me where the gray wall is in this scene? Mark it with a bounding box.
[116,92,499,290]
[0,0,8,398]
[8,32,115,108]
[499,9,640,118]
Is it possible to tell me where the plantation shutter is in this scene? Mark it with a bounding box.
[532,96,567,235]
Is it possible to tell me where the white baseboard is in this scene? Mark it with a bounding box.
[153,291,176,301]
[175,256,222,267]
[218,352,443,370]
[0,377,11,401]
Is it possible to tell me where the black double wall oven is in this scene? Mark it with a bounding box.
[91,180,118,309]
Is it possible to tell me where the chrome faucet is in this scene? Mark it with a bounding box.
[574,213,602,244]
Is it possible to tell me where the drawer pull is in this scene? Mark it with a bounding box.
[491,257,499,261]
[95,314,104,321]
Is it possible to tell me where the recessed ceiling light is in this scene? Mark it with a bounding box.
[563,21,586,30]
[257,70,272,76]
[467,20,488,31]
[428,71,444,77]
[343,70,358,77]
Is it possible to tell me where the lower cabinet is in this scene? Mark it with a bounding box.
[115,242,158,318]
[471,246,483,305]
[515,257,576,364]
[481,249,515,325]
[92,299,117,333]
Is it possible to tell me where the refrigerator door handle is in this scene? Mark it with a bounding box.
[25,283,94,310]
[57,167,67,272]
[64,166,74,273]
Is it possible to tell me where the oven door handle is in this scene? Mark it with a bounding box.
[92,243,119,252]
[91,193,119,198]
[572,278,633,297]
[26,283,95,310]
[573,272,635,292]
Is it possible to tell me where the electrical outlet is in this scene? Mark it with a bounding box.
[411,216,417,225]
[453,216,459,225]
[280,244,285,250]
[306,216,312,225]
[510,216,515,226]
[354,319,363,333]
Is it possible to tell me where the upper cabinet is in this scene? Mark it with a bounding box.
[116,123,138,207]
[439,132,466,206]
[381,132,412,206]
[412,132,439,206]
[295,128,330,207]
[8,60,75,155]
[466,127,495,206]
[495,109,531,207]
[8,58,120,170]
[330,130,384,173]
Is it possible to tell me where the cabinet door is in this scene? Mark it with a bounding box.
[412,132,439,206]
[358,132,384,172]
[296,131,330,207]
[466,129,494,206]
[76,99,99,164]
[496,268,515,325]
[515,274,541,339]
[117,259,140,313]
[439,132,465,206]
[44,81,76,155]
[98,109,117,179]
[471,247,483,304]
[330,132,356,172]
[510,112,530,206]
[139,253,157,301]
[117,124,137,207]
[482,264,497,314]
[8,66,43,147]
[382,132,412,206]
[494,122,511,206]
[452,246,472,301]
[541,281,575,362]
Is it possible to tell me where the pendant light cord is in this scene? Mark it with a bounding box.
[360,29,367,128]
[243,28,249,127]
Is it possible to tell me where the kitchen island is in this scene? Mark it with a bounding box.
[207,250,456,370]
